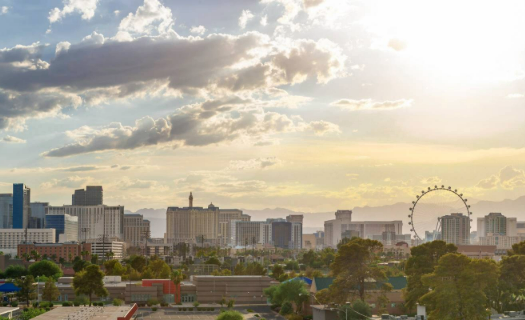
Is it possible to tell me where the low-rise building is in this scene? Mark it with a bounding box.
[18,242,91,262]
[91,241,126,260]
[193,276,276,304]
[457,244,497,260]
[0,229,56,255]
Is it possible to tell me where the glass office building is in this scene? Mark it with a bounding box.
[0,194,12,228]
[45,214,78,243]
[30,202,48,228]
[13,183,30,229]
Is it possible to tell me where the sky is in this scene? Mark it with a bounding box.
[1,0,525,212]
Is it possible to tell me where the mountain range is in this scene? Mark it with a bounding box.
[126,196,525,238]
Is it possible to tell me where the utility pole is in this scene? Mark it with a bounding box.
[141,230,150,256]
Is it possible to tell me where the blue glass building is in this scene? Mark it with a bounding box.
[45,214,78,242]
[13,183,30,229]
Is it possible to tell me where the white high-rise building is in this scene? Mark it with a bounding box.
[0,229,55,254]
[324,210,352,248]
[0,194,12,229]
[46,205,124,242]
[441,213,470,245]
[477,213,517,238]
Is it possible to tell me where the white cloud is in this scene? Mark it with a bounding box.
[114,10,120,16]
[48,0,99,23]
[507,93,524,99]
[388,38,408,51]
[0,6,9,15]
[40,176,91,189]
[260,15,268,26]
[228,157,283,170]
[331,98,413,111]
[238,10,254,29]
[190,25,206,35]
[420,176,442,185]
[2,136,26,143]
[119,0,173,35]
[477,166,525,190]
[42,98,339,157]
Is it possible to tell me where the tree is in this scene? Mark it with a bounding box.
[144,259,171,279]
[72,265,108,305]
[129,255,147,272]
[233,263,245,275]
[171,269,184,304]
[331,238,385,302]
[420,253,498,320]
[5,265,28,279]
[271,265,284,280]
[103,260,125,276]
[73,259,91,273]
[315,288,331,304]
[217,310,243,320]
[29,260,63,279]
[245,262,267,275]
[205,256,221,266]
[499,255,525,311]
[338,300,372,320]
[15,275,36,305]
[59,257,65,265]
[42,278,59,302]
[403,240,457,311]
[509,240,525,255]
[264,280,309,314]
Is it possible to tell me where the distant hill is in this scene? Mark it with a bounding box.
[126,195,525,238]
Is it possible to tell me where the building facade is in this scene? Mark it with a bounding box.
[13,183,31,229]
[440,213,470,245]
[217,206,250,246]
[477,213,517,238]
[479,235,525,249]
[45,214,78,243]
[46,205,124,242]
[0,194,12,229]
[91,241,126,260]
[166,194,220,245]
[324,210,352,248]
[30,202,48,228]
[0,229,55,250]
[72,186,103,206]
[123,214,151,247]
[18,242,91,261]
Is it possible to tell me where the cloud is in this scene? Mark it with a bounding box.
[40,176,91,189]
[387,38,408,51]
[42,98,339,157]
[0,6,9,15]
[260,15,268,26]
[238,10,254,29]
[117,177,161,189]
[119,0,173,35]
[420,176,442,185]
[228,157,283,170]
[190,25,206,35]
[331,98,413,111]
[2,135,26,143]
[507,93,524,99]
[477,166,525,190]
[49,0,99,23]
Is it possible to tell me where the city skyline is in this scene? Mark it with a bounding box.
[1,1,525,213]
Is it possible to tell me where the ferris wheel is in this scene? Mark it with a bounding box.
[408,185,472,242]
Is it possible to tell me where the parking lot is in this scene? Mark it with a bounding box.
[136,306,283,320]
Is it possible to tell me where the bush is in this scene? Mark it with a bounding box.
[62,302,72,307]
[193,301,200,307]
[160,302,168,307]
[255,314,260,318]
[73,302,80,307]
[112,299,123,307]
[49,303,54,307]
[152,307,158,311]
[280,302,293,316]
[247,309,254,312]
[10,302,18,307]
[189,308,193,311]
[217,310,244,320]
[39,302,49,308]
[45,307,50,311]
[147,298,159,307]
[32,302,39,308]
[285,315,302,320]
[1,302,7,307]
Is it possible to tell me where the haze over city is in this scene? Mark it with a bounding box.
[1,0,525,216]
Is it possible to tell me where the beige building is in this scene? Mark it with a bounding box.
[477,213,517,238]
[324,210,352,248]
[0,229,55,254]
[457,245,497,260]
[303,234,317,250]
[232,221,272,247]
[193,276,275,304]
[91,241,126,261]
[46,205,124,242]
[123,214,150,246]
[441,213,470,245]
[218,207,250,246]
[479,234,525,249]
[166,194,220,245]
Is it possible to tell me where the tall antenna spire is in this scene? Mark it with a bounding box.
[189,192,193,208]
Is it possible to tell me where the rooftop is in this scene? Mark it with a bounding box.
[32,306,134,320]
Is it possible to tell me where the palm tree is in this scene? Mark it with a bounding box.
[171,269,184,305]
[51,254,57,262]
[59,257,65,265]
[22,253,30,262]
[81,251,89,261]
[30,250,40,261]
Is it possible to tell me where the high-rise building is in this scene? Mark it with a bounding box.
[46,205,124,242]
[291,222,302,249]
[29,202,48,228]
[13,184,31,229]
[217,205,250,246]
[123,214,151,246]
[72,186,103,206]
[477,213,517,238]
[324,210,352,248]
[440,213,470,245]
[0,194,13,228]
[45,213,78,242]
[166,193,220,245]
[272,221,292,249]
[286,215,304,224]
